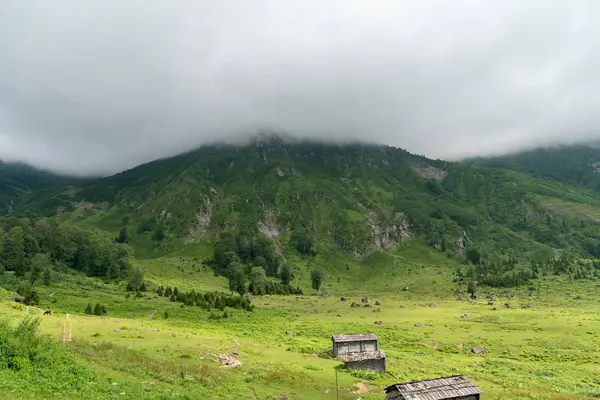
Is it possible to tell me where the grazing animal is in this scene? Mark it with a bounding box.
[43,310,52,316]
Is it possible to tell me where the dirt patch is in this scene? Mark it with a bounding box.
[352,382,368,394]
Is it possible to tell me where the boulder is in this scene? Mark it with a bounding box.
[402,287,409,291]
[340,297,350,301]
[472,346,485,355]
[374,320,383,325]
[375,300,381,306]
[350,302,361,308]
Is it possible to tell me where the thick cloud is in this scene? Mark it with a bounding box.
[1,0,600,175]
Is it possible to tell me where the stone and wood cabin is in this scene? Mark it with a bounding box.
[385,375,482,400]
[331,333,386,372]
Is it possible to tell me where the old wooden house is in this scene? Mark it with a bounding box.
[384,375,482,400]
[331,334,378,357]
[331,334,386,372]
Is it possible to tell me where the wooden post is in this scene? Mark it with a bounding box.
[336,369,339,400]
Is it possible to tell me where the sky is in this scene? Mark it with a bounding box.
[1,0,600,176]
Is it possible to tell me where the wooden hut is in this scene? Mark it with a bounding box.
[384,375,482,400]
[331,334,386,372]
[331,334,378,357]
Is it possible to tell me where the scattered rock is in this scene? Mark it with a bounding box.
[320,292,329,298]
[361,297,371,304]
[460,313,471,319]
[277,395,288,400]
[492,307,498,311]
[374,321,383,325]
[336,314,342,317]
[521,304,532,309]
[375,301,381,306]
[402,287,409,291]
[210,353,242,367]
[363,304,372,308]
[414,323,424,328]
[340,297,350,301]
[399,305,405,308]
[114,329,122,333]
[351,302,361,308]
[372,309,381,313]
[285,331,293,336]
[505,303,511,308]
[457,343,464,350]
[430,302,437,307]
[472,346,485,355]
[454,288,462,294]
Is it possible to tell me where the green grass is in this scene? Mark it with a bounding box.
[1,244,599,399]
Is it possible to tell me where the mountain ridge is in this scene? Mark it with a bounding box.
[6,137,600,274]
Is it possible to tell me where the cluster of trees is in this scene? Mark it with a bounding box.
[156,285,253,311]
[531,255,600,280]
[84,302,107,316]
[457,255,534,288]
[208,233,300,295]
[0,217,133,282]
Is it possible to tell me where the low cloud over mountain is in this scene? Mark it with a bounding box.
[1,0,600,175]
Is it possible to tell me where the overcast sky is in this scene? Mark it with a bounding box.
[1,1,600,176]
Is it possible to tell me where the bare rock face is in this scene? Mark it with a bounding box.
[472,346,485,355]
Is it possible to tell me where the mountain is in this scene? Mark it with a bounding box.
[13,136,600,269]
[466,142,600,192]
[0,161,78,217]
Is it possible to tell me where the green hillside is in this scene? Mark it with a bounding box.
[16,137,600,266]
[0,161,78,217]
[1,137,600,399]
[467,142,600,191]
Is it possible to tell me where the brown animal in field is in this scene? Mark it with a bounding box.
[43,310,52,316]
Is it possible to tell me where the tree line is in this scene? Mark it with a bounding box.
[156,285,253,311]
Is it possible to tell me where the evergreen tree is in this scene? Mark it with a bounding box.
[93,303,102,315]
[42,268,51,286]
[311,268,324,292]
[29,253,48,284]
[84,303,93,314]
[280,263,292,286]
[116,228,128,243]
[227,262,247,295]
[4,226,25,277]
[467,280,478,298]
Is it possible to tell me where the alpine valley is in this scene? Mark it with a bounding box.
[0,135,599,399]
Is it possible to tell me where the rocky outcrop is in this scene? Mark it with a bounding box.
[367,210,412,250]
[411,162,448,180]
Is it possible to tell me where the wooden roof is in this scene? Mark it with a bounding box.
[331,334,377,342]
[385,375,482,400]
[342,350,385,362]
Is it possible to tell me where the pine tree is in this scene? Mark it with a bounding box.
[93,303,102,315]
[4,226,25,277]
[280,263,292,286]
[84,303,93,314]
[42,268,51,286]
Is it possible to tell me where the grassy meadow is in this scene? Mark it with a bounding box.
[0,241,599,400]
